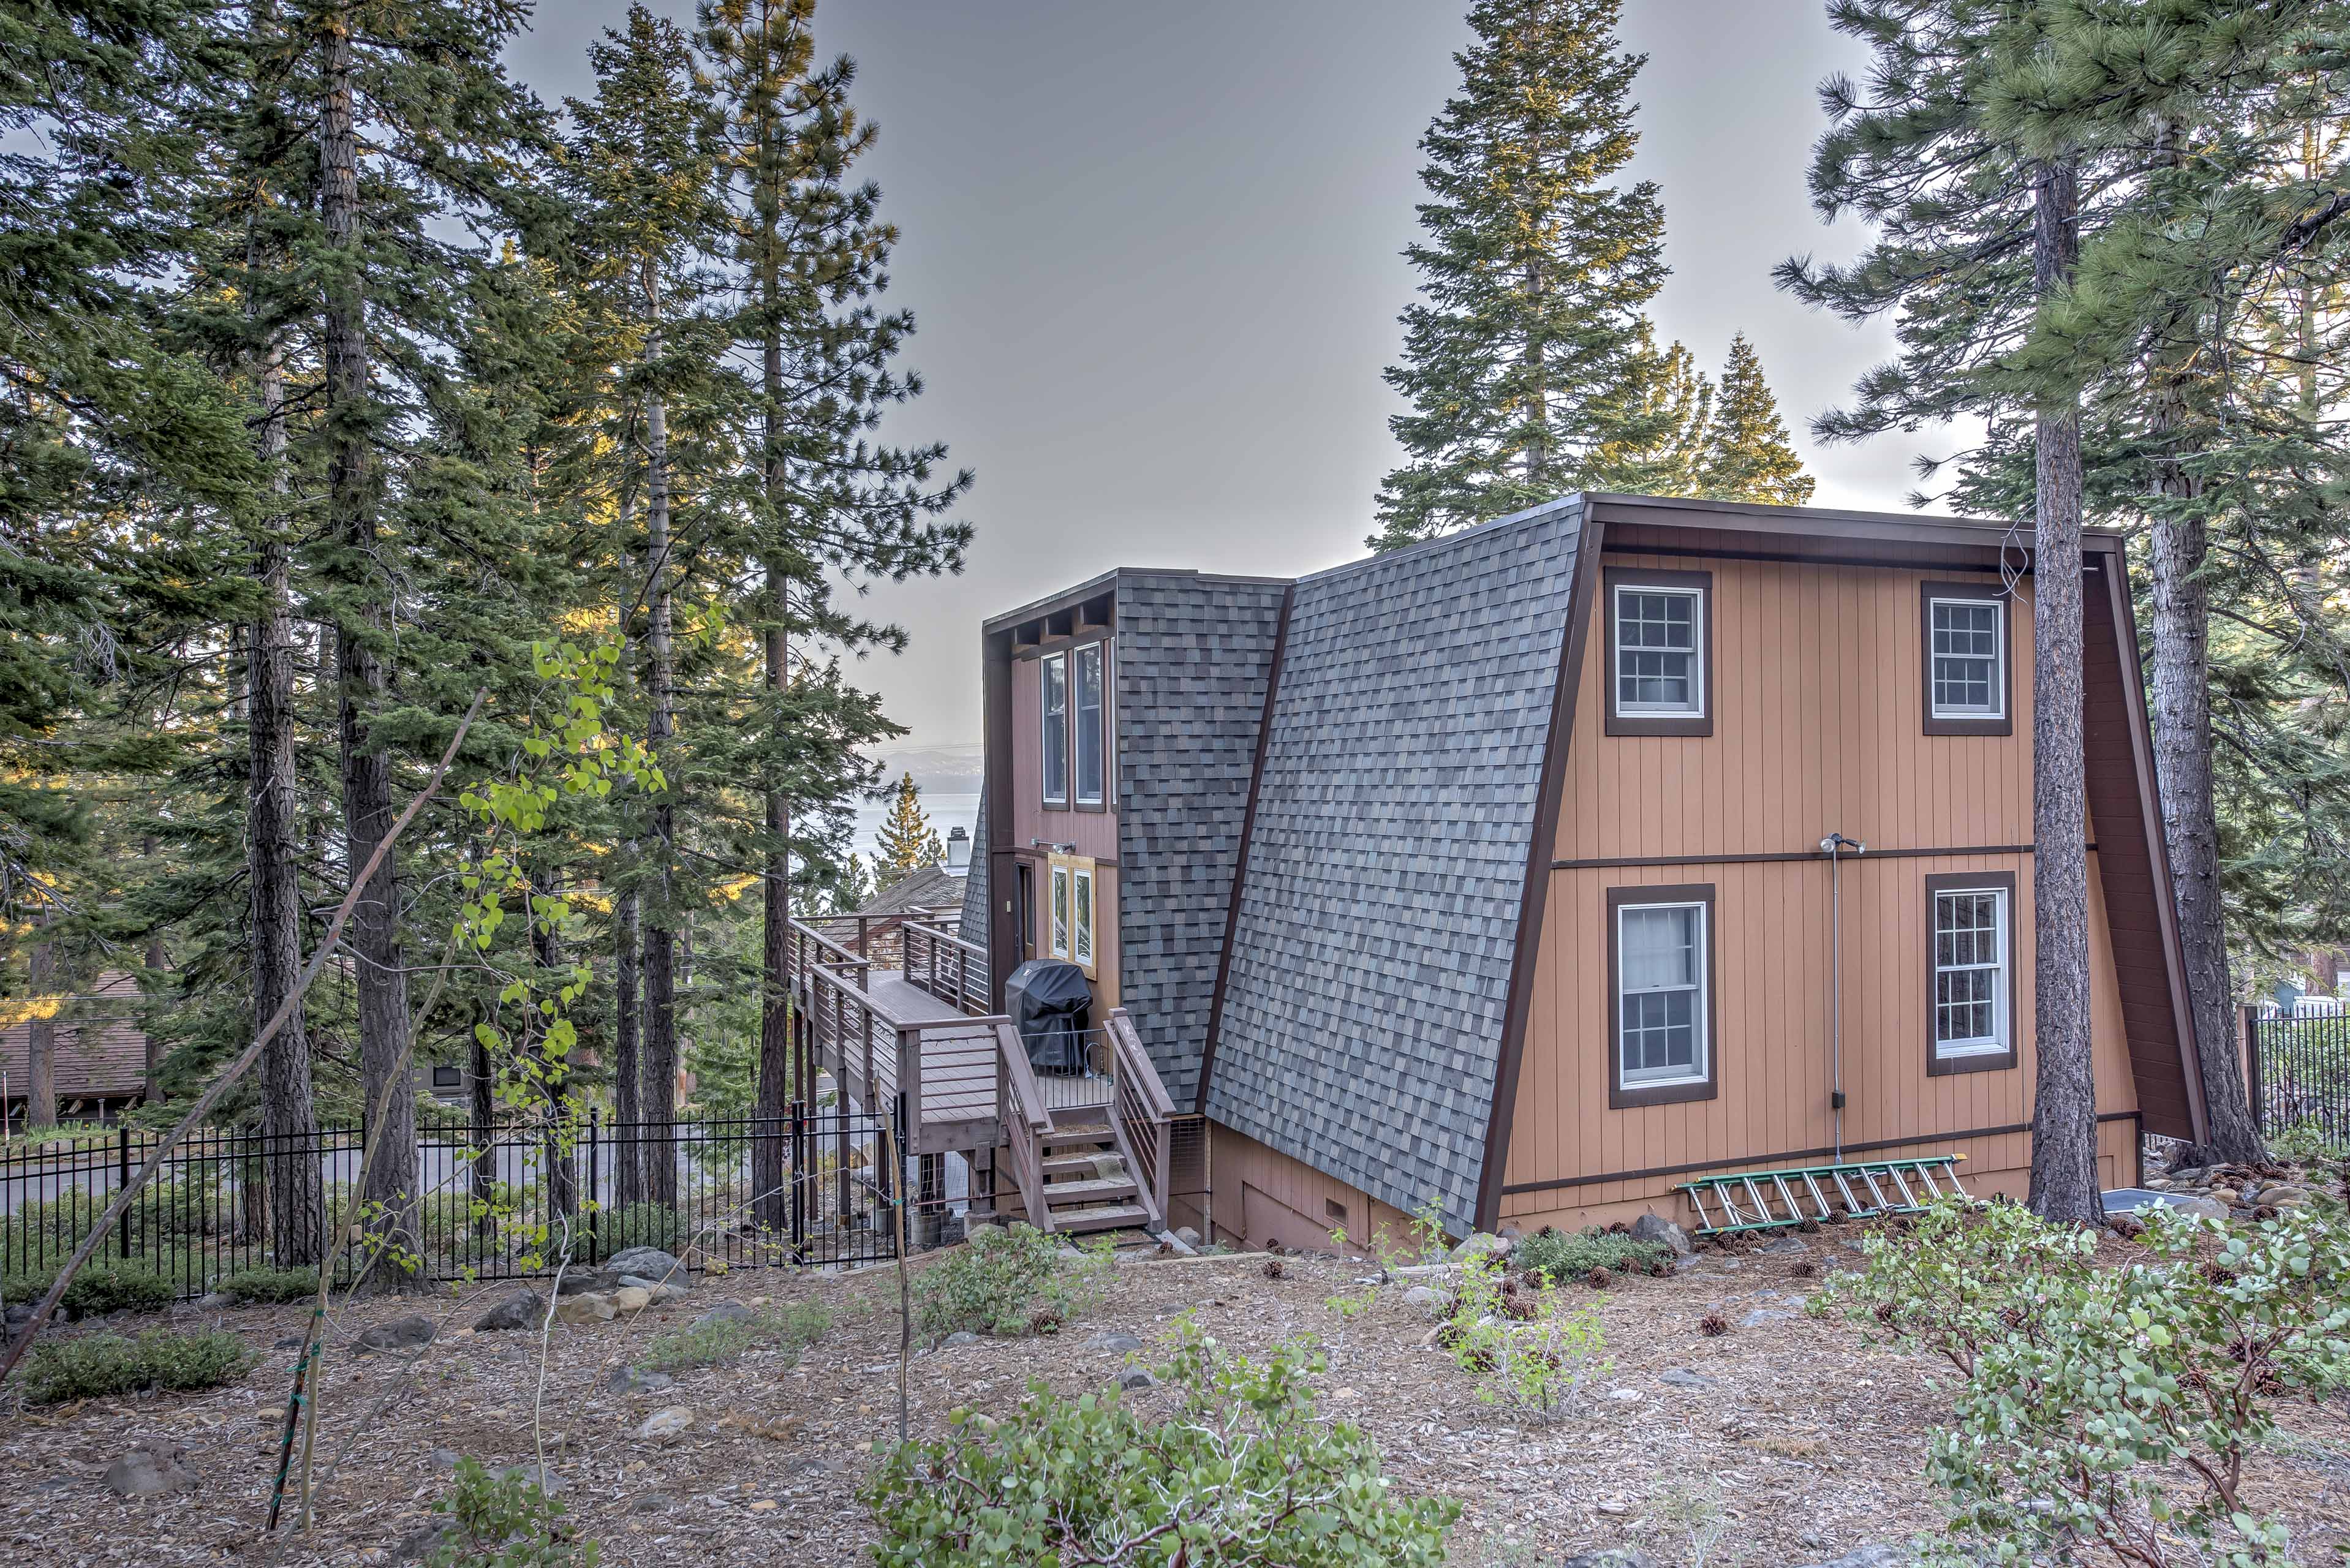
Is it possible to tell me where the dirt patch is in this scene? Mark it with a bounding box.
[2,1234,2346,1566]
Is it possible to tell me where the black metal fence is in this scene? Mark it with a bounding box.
[2248,1010,2350,1150]
[4,1109,945,1303]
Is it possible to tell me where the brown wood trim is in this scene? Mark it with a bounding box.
[2085,543,2208,1142]
[1553,843,2058,871]
[1584,491,2121,554]
[1602,566,1714,737]
[1071,636,1112,812]
[1195,584,1294,1116]
[1476,515,1604,1229]
[1924,870,2019,1076]
[1605,882,1721,1109]
[1603,541,2031,575]
[1921,579,2016,736]
[983,627,1016,1013]
[1499,1109,2143,1197]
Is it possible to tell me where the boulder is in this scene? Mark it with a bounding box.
[604,1365,675,1395]
[1628,1212,1693,1256]
[1449,1232,1510,1263]
[1085,1333,1144,1354]
[633,1405,695,1441]
[554,1270,622,1297]
[1174,1226,1202,1248]
[429,1447,462,1469]
[1738,1308,1795,1329]
[691,1300,754,1329]
[941,1330,980,1348]
[105,1444,197,1496]
[555,1293,616,1326]
[1759,1235,1810,1256]
[355,1314,436,1352]
[603,1246,684,1284]
[474,1291,545,1332]
[1559,1551,1657,1568]
[499,1461,562,1496]
[2164,1196,2231,1222]
[1657,1367,1713,1390]
[1114,1368,1156,1392]
[610,1286,652,1313]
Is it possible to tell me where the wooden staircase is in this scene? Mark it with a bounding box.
[989,1009,1177,1238]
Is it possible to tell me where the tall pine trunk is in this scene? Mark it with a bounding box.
[640,323,681,1213]
[321,7,418,1285]
[24,928,55,1128]
[529,866,578,1238]
[248,330,323,1265]
[613,886,643,1208]
[2025,155,2101,1224]
[752,70,793,1237]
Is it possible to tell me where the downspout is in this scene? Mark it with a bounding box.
[1819,832,1866,1161]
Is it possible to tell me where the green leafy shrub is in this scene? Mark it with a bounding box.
[912,1222,1111,1340]
[426,1455,598,1567]
[18,1327,253,1405]
[595,1202,684,1257]
[1438,1253,1609,1420]
[641,1301,832,1371]
[1511,1227,1669,1283]
[2267,1117,2343,1163]
[217,1265,320,1305]
[3,1259,175,1318]
[1822,1196,2350,1566]
[866,1316,1456,1566]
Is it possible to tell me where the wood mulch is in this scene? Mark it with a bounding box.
[2,1227,2347,1567]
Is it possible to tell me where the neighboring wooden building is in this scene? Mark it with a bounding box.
[1,972,154,1129]
[959,494,2207,1246]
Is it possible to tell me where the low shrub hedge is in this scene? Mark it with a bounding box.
[18,1327,253,1405]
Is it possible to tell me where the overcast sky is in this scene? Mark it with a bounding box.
[507,2,1922,752]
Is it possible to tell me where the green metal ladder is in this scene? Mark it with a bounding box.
[1676,1155,1973,1235]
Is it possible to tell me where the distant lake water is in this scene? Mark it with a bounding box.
[850,790,980,867]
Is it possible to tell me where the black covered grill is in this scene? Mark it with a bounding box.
[1004,959,1092,1076]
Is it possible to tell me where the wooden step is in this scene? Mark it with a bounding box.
[1039,1123,1114,1150]
[1048,1202,1151,1234]
[1041,1151,1126,1180]
[1040,1175,1138,1205]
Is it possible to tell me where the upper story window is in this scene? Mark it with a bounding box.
[1608,883,1718,1107]
[1041,651,1069,805]
[1925,872,2017,1074]
[1921,582,2012,736]
[1604,568,1713,737]
[1074,643,1106,807]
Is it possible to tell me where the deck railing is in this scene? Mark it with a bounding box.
[903,917,989,1017]
[1107,1009,1174,1227]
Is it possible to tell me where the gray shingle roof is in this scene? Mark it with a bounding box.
[1203,500,1584,1232]
[958,780,990,951]
[1113,575,1291,1106]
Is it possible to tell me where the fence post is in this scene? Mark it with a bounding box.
[118,1123,132,1262]
[2242,1005,2263,1132]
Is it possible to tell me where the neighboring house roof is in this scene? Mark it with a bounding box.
[1203,500,1585,1232]
[860,861,963,920]
[1,971,149,1100]
[958,781,991,951]
[1114,573,1293,1107]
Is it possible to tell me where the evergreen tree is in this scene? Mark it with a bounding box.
[1372,0,1666,546]
[873,772,942,884]
[1695,333,1815,505]
[1584,330,1713,498]
[1780,1,2108,1221]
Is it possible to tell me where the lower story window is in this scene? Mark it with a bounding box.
[1609,884,1718,1106]
[1925,872,2017,1074]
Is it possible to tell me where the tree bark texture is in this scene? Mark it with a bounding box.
[320,7,418,1283]
[753,131,793,1235]
[640,330,680,1213]
[529,867,577,1232]
[2145,273,2267,1166]
[2024,156,2103,1226]
[25,932,56,1129]
[613,886,644,1210]
[249,338,323,1265]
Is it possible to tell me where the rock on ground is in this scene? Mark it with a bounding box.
[555,1293,616,1325]
[105,1444,197,1497]
[1402,1285,1449,1319]
[473,1290,544,1332]
[603,1246,684,1284]
[353,1314,436,1352]
[1628,1213,1692,1256]
[605,1365,675,1395]
[692,1300,754,1329]
[633,1406,694,1441]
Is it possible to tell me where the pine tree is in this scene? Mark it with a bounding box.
[874,773,942,885]
[1695,334,1815,505]
[1584,330,1713,498]
[1780,1,2107,1221]
[1372,0,1666,547]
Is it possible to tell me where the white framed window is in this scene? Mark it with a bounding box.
[1615,898,1709,1090]
[1929,597,2004,720]
[1040,651,1068,805]
[1049,862,1071,959]
[1932,885,2009,1058]
[1073,643,1105,806]
[1614,585,1704,716]
[1072,866,1094,969]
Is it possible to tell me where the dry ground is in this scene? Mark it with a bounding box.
[4,1231,2348,1567]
